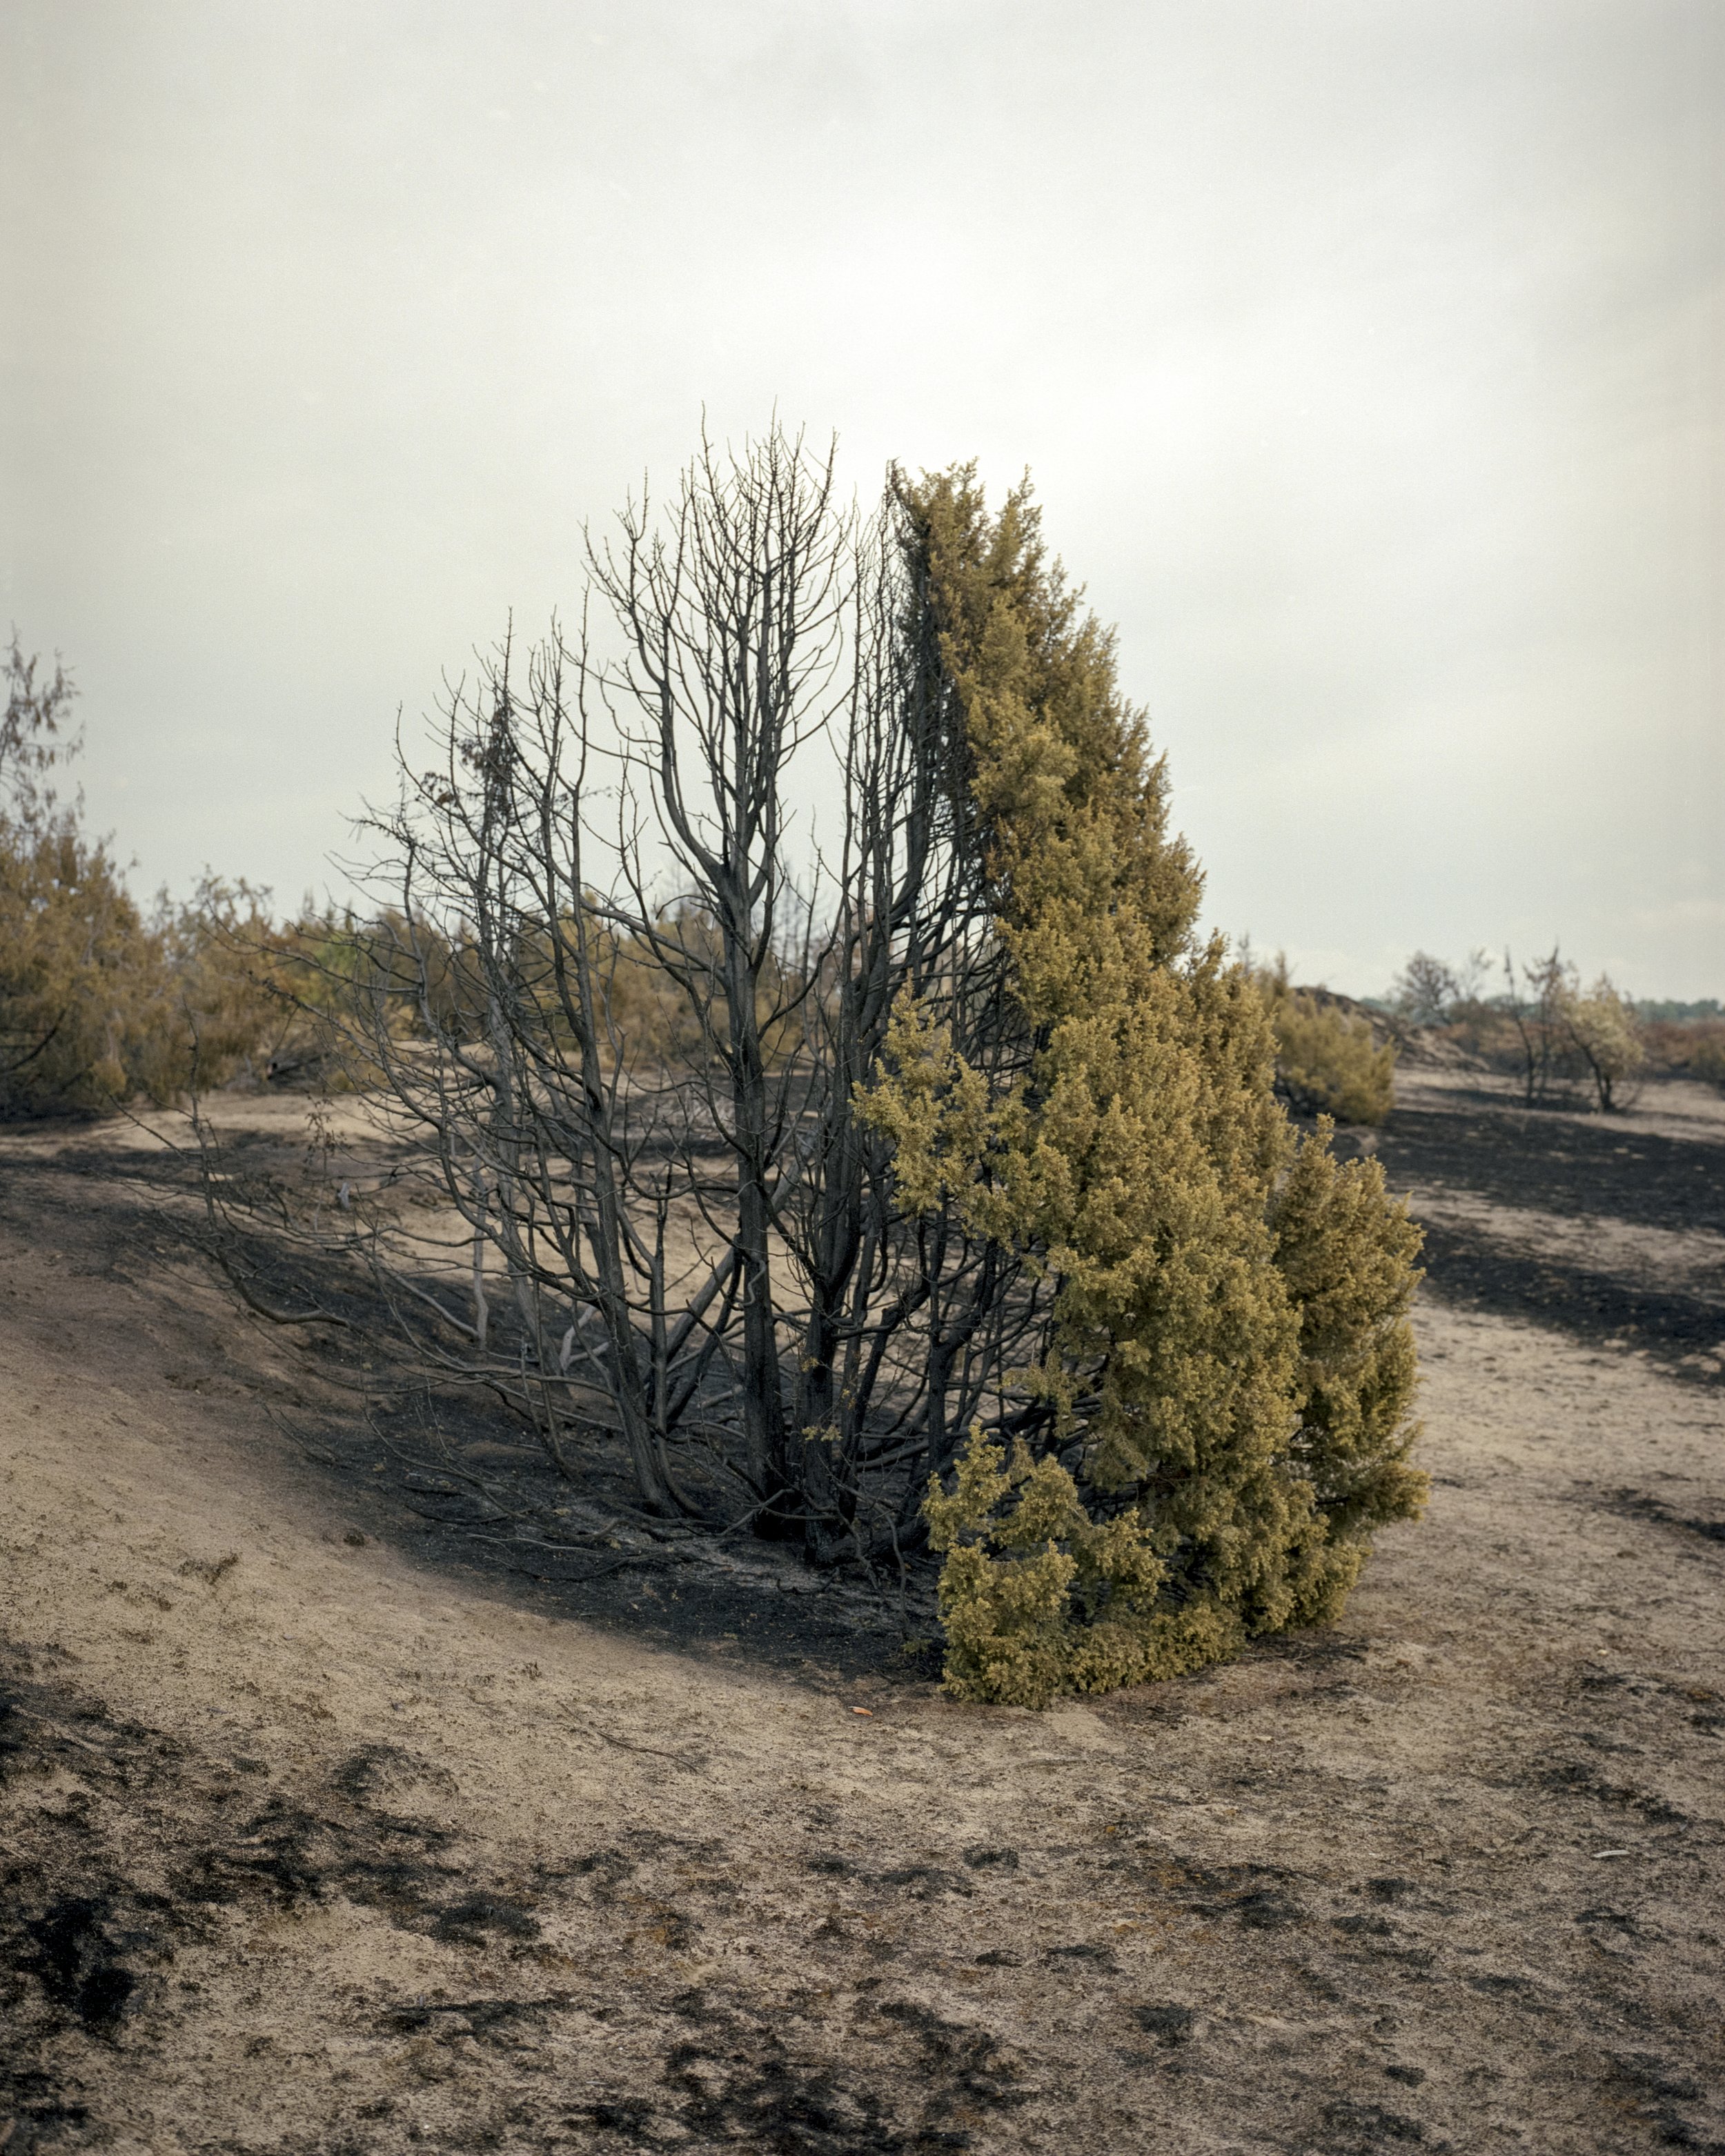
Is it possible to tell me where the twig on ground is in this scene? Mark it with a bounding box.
[562,1705,704,1773]
[448,1530,678,1577]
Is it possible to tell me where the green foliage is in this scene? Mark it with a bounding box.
[1257,963,1397,1126]
[0,806,171,1114]
[868,475,1425,1705]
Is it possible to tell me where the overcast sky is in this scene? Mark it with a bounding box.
[3,0,1720,998]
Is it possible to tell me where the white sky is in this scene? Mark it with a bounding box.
[3,0,1721,998]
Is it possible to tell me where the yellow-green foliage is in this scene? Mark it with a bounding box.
[1256,962,1396,1126]
[0,833,362,1115]
[1565,975,1645,1111]
[925,1430,1167,1706]
[868,472,1425,1705]
[1269,1120,1426,1539]
[0,808,170,1114]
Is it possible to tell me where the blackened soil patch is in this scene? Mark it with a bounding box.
[1319,2096,1432,2150]
[1137,1855,1311,1932]
[1132,2003,1196,2043]
[380,1993,571,2040]
[22,1899,137,2033]
[1361,1084,1725,1379]
[1411,1217,1723,1367]
[1527,1759,1686,1824]
[1372,1094,1725,1239]
[0,1140,937,1695]
[1606,1487,1725,1546]
[430,1892,541,1944]
[562,1988,1027,2153]
[0,1640,570,2144]
[663,2041,922,2154]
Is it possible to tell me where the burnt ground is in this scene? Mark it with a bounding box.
[1351,1068,1725,1386]
[0,1080,1722,2154]
[0,1111,925,1684]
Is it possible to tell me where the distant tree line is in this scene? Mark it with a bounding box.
[1633,997,1723,1025]
[1385,947,1724,1109]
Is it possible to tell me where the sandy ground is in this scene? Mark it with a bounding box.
[2,1094,1723,2155]
[1364,1071,1725,1386]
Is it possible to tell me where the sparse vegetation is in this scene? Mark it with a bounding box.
[17,423,1717,1714]
[1387,943,1660,1114]
[1643,1013,1725,1094]
[1389,947,1493,1027]
[1564,972,1646,1112]
[0,642,331,1113]
[0,637,174,1115]
[5,476,1721,2152]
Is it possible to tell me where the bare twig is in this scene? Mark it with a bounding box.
[561,1705,703,1773]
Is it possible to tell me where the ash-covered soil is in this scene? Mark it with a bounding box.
[1362,1068,1725,1385]
[1,1086,1722,2154]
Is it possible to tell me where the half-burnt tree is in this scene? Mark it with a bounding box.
[302,428,1422,1700]
[344,432,1024,1552]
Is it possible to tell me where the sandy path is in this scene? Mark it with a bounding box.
[1,1148,1723,2153]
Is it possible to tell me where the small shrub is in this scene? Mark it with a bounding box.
[1564,976,1645,1112]
[1254,961,1396,1125]
[1688,1034,1725,1093]
[1639,1016,1725,1092]
[0,809,172,1114]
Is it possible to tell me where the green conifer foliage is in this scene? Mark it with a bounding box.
[868,471,1426,1705]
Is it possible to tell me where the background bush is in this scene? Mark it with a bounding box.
[0,637,358,1115]
[1252,958,1397,1126]
[0,807,170,1114]
[1390,946,1650,1113]
[0,637,175,1115]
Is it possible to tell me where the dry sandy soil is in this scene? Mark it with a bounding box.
[1,1074,1722,2155]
